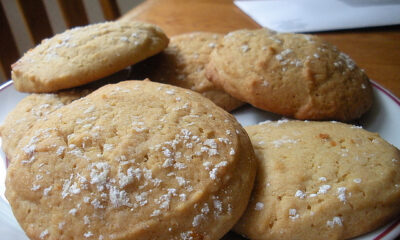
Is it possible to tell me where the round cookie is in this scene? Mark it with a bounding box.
[1,67,131,160]
[12,21,169,93]
[235,120,400,240]
[205,29,373,121]
[130,32,243,112]
[0,89,90,160]
[6,80,256,240]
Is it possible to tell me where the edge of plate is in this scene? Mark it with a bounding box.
[1,79,398,106]
[0,80,13,91]
[1,79,399,104]
[374,217,400,240]
[370,80,400,106]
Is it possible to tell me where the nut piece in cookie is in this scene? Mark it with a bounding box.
[235,120,400,240]
[130,32,243,112]
[206,29,373,121]
[12,21,169,93]
[6,80,256,240]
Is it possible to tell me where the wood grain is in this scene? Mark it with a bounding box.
[16,0,53,44]
[58,0,89,28]
[99,0,121,21]
[122,0,400,98]
[0,2,19,81]
[120,0,259,35]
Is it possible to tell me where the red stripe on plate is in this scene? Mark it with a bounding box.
[0,80,13,91]
[368,82,400,240]
[370,80,400,106]
[1,80,399,105]
[374,218,400,240]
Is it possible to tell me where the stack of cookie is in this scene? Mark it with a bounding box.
[1,19,399,240]
[2,20,258,240]
[129,32,244,112]
[131,28,373,121]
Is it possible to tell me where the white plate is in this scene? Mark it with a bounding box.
[0,80,399,239]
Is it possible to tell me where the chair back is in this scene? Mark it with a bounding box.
[0,0,121,83]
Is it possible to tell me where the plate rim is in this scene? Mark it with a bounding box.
[1,79,399,105]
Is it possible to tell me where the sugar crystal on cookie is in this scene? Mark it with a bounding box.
[31,184,40,191]
[241,44,250,53]
[295,190,306,199]
[337,187,347,202]
[235,120,400,240]
[289,208,299,220]
[255,202,264,210]
[39,229,49,239]
[6,81,256,240]
[353,178,362,183]
[327,216,343,228]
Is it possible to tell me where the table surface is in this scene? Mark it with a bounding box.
[121,0,400,99]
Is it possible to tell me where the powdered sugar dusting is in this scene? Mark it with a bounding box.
[39,229,49,239]
[255,202,264,210]
[295,190,306,199]
[353,178,362,184]
[337,187,347,202]
[327,216,343,227]
[289,208,299,220]
[11,83,243,239]
[317,185,331,195]
[241,44,250,53]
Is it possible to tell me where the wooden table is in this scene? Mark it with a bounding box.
[122,1,399,239]
[121,0,400,99]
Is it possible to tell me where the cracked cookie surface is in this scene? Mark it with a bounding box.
[12,21,169,93]
[6,80,256,240]
[235,120,400,240]
[206,29,373,121]
[0,90,90,160]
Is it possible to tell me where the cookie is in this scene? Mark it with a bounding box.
[6,80,256,240]
[205,29,373,121]
[234,120,400,240]
[11,21,169,93]
[0,67,133,161]
[0,90,90,160]
[130,32,243,112]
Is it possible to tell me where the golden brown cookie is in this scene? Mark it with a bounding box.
[0,90,90,160]
[12,21,169,93]
[6,80,256,240]
[235,120,400,240]
[206,29,373,121]
[1,68,131,161]
[130,32,243,112]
